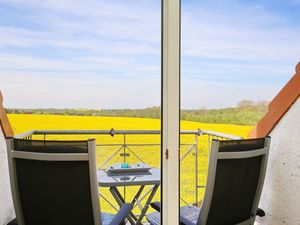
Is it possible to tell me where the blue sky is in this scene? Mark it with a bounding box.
[0,0,299,109]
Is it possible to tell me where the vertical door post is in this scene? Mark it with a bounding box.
[162,0,180,224]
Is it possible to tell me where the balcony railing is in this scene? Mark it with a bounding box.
[15,129,242,218]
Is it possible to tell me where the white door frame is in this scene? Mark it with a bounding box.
[162,0,180,224]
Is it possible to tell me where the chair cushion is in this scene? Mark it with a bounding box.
[101,212,116,225]
[147,206,200,225]
[180,206,200,224]
[147,211,160,225]
[8,214,116,225]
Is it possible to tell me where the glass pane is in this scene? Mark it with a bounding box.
[180,0,300,223]
[0,1,162,224]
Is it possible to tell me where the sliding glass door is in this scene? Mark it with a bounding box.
[180,1,300,224]
[0,0,186,224]
[0,0,169,224]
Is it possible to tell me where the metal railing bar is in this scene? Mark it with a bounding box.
[96,144,160,147]
[96,143,194,148]
[126,144,160,146]
[133,186,155,209]
[180,143,195,146]
[18,129,241,140]
[180,144,196,162]
[96,144,125,147]
[14,130,35,139]
[202,130,242,140]
[125,146,146,164]
[194,134,199,205]
[98,146,124,169]
[207,135,211,152]
[123,134,126,201]
[98,193,119,211]
[180,197,191,207]
[33,130,160,135]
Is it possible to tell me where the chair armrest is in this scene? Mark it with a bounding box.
[108,203,133,225]
[256,208,265,217]
[150,201,161,212]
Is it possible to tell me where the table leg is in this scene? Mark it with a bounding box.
[135,185,159,225]
[112,185,145,221]
[109,187,136,225]
[129,185,145,220]
[111,186,125,204]
[131,185,145,205]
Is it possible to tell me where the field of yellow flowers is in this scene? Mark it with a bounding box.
[8,114,252,216]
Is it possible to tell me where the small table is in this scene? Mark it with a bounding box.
[98,168,160,225]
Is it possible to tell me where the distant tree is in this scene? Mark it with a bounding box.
[237,100,254,108]
[256,100,269,108]
[6,101,269,126]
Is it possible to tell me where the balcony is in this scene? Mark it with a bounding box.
[11,128,241,224]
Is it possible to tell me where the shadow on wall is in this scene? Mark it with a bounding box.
[0,90,15,225]
[248,61,300,225]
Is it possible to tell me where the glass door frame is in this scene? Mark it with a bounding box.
[161,0,180,224]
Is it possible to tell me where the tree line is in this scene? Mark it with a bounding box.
[6,100,268,126]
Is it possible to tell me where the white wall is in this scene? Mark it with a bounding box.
[0,129,15,225]
[256,97,300,225]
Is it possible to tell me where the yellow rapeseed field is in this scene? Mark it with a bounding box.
[8,114,252,216]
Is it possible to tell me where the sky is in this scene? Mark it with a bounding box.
[0,0,300,109]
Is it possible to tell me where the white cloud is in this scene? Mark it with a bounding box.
[0,0,161,43]
[0,53,160,79]
[0,0,300,108]
[292,0,300,4]
[181,4,300,63]
[0,0,162,108]
[0,72,160,108]
[181,78,282,109]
